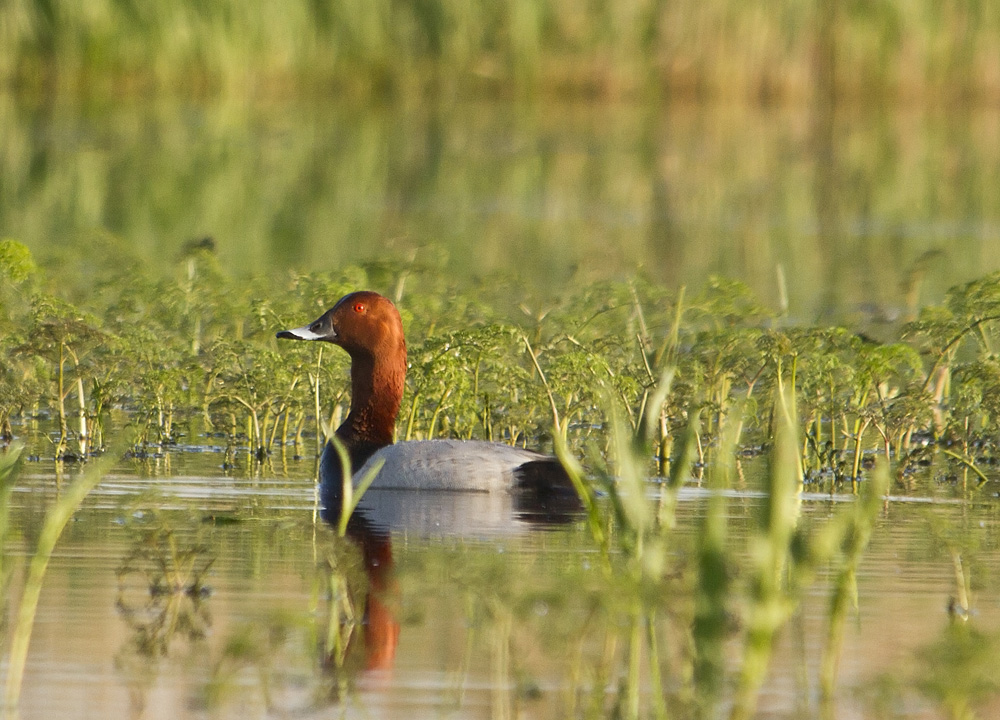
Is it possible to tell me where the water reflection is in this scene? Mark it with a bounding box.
[3,465,998,718]
[4,97,1000,320]
[113,511,215,718]
[321,486,583,676]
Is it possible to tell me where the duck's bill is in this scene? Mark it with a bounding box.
[276,325,332,341]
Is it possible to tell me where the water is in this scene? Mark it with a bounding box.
[5,457,1000,719]
[5,97,1000,321]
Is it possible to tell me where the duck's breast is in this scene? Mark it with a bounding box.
[358,439,547,492]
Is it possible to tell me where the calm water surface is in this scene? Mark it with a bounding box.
[4,97,1000,320]
[5,455,1000,719]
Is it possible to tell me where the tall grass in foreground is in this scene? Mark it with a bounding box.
[4,0,1000,101]
[1,448,110,714]
[730,384,802,720]
[554,371,890,718]
[0,447,23,609]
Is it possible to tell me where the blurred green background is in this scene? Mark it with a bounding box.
[3,0,1000,318]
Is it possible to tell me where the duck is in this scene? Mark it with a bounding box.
[276,291,582,515]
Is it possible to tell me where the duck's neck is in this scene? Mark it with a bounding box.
[335,348,406,469]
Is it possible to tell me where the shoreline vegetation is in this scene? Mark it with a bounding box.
[2,238,1000,492]
[2,0,1000,103]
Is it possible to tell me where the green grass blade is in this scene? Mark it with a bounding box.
[4,453,113,712]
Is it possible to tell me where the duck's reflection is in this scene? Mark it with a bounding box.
[320,484,581,674]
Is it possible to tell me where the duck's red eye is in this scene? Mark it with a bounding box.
[353,302,366,313]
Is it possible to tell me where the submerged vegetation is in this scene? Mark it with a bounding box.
[4,237,1000,493]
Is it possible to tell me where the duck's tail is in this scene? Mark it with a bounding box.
[512,458,585,520]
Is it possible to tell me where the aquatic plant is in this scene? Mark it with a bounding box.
[324,434,384,538]
[2,451,110,712]
[916,623,1000,720]
[15,295,110,460]
[2,238,1000,497]
[548,354,903,718]
[817,458,890,713]
[0,445,24,617]
[690,404,731,715]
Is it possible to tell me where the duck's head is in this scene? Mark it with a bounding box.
[276,291,405,360]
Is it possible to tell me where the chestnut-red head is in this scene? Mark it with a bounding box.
[278,291,407,457]
[277,291,405,361]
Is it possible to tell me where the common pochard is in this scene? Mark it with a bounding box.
[277,291,581,513]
